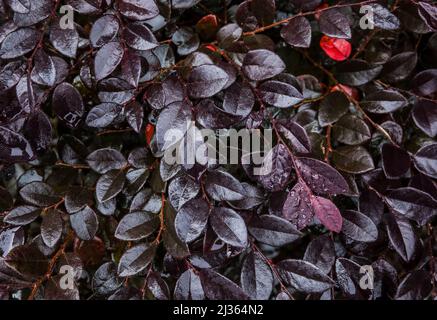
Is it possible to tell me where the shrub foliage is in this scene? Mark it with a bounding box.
[0,0,436,300]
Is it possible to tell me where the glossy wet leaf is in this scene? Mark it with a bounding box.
[199,268,249,300]
[319,9,351,39]
[0,27,39,59]
[281,16,312,48]
[311,196,343,233]
[117,243,157,277]
[187,65,229,98]
[248,214,302,246]
[341,210,378,242]
[115,211,160,241]
[175,198,209,243]
[276,259,335,293]
[210,207,248,248]
[241,251,273,300]
[19,182,61,207]
[413,143,437,179]
[332,146,375,174]
[52,82,85,128]
[70,206,99,241]
[242,49,285,81]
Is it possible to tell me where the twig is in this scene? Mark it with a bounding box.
[28,230,74,300]
[324,125,333,163]
[153,193,166,244]
[243,0,378,36]
[301,50,398,146]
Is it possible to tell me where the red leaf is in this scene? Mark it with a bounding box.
[145,123,155,146]
[310,196,343,232]
[315,3,329,20]
[319,35,351,61]
[196,14,219,39]
[330,84,359,100]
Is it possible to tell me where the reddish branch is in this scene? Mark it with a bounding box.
[153,193,166,245]
[28,230,74,300]
[243,0,378,36]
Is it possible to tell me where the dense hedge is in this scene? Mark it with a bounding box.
[0,0,436,300]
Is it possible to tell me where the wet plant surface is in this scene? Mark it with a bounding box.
[0,0,436,300]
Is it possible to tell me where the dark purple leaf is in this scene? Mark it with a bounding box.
[85,103,122,128]
[276,259,335,293]
[319,9,351,39]
[23,111,52,154]
[187,65,229,98]
[19,182,61,207]
[369,3,400,30]
[303,234,335,274]
[241,251,273,300]
[384,211,417,262]
[296,157,349,195]
[115,211,159,241]
[4,205,41,226]
[70,206,99,241]
[257,144,293,192]
[418,2,437,31]
[242,49,285,81]
[318,91,349,126]
[95,169,126,202]
[118,0,159,21]
[40,208,63,247]
[385,187,437,226]
[395,270,433,300]
[94,42,124,81]
[174,269,204,300]
[117,243,156,277]
[52,83,84,128]
[168,175,200,211]
[156,100,192,152]
[282,182,314,229]
[335,60,382,86]
[362,90,408,114]
[90,14,119,48]
[413,143,437,179]
[248,214,302,246]
[281,16,312,48]
[205,170,246,201]
[123,23,158,51]
[0,126,35,163]
[381,143,411,178]
[86,148,127,174]
[412,100,437,138]
[209,207,248,248]
[382,52,418,83]
[49,20,78,58]
[332,114,371,145]
[199,268,249,300]
[341,210,378,242]
[92,262,123,296]
[311,196,343,233]
[0,27,39,59]
[223,81,254,117]
[332,146,375,174]
[175,198,209,243]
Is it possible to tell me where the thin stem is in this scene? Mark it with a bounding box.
[243,0,378,36]
[153,193,166,244]
[324,125,333,163]
[28,230,74,300]
[428,223,436,298]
